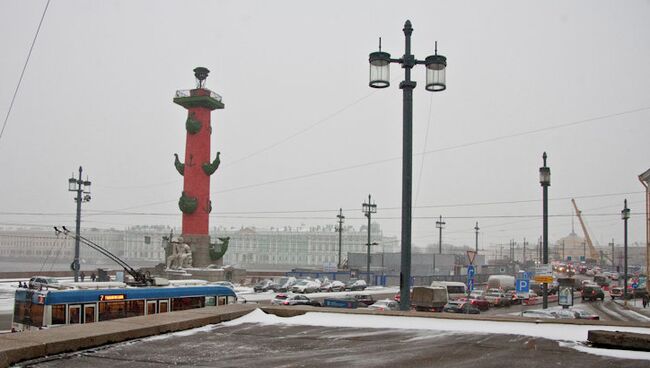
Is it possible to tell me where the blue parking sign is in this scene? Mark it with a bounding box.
[467,278,474,291]
[467,265,475,278]
[515,279,529,293]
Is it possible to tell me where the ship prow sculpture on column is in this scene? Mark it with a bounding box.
[160,67,242,282]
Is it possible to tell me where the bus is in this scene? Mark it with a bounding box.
[12,281,237,332]
[430,281,467,300]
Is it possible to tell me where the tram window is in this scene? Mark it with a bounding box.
[99,301,126,321]
[13,301,44,328]
[51,305,66,325]
[217,296,226,306]
[84,305,96,324]
[69,306,81,324]
[205,296,216,306]
[159,301,169,313]
[171,297,204,311]
[125,300,144,318]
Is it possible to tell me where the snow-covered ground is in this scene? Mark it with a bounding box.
[238,286,399,303]
[219,308,650,361]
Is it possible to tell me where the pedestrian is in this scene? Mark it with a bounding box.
[80,271,86,282]
[643,294,649,308]
[91,272,96,282]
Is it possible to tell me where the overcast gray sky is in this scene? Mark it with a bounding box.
[1,0,649,251]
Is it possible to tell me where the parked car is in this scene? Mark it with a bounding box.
[273,294,321,307]
[291,279,320,293]
[610,286,623,300]
[367,299,400,311]
[319,280,346,292]
[469,290,484,299]
[253,279,277,293]
[274,277,297,292]
[28,276,61,290]
[484,289,511,307]
[581,285,605,301]
[270,293,291,305]
[504,290,522,305]
[457,297,490,311]
[443,301,480,314]
[573,309,600,320]
[345,279,367,291]
[351,294,375,307]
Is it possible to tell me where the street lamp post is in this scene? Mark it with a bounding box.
[336,208,345,269]
[68,166,91,282]
[369,20,447,310]
[539,152,551,309]
[622,199,630,303]
[362,195,377,285]
[474,222,480,253]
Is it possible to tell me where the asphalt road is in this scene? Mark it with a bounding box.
[20,322,648,368]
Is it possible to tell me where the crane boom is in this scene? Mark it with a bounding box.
[571,198,600,260]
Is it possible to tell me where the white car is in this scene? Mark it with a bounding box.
[368,299,399,311]
[291,280,319,293]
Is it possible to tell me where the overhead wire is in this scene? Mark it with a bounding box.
[0,0,51,146]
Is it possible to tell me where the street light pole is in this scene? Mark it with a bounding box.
[622,199,630,303]
[336,208,345,269]
[362,195,377,285]
[368,20,447,311]
[436,216,446,254]
[474,222,479,253]
[68,166,91,282]
[539,152,551,309]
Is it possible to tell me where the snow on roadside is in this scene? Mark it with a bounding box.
[223,309,650,360]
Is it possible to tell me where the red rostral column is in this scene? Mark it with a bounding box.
[173,67,224,267]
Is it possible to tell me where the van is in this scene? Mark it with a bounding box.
[430,281,467,300]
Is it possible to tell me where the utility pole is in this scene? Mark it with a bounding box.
[436,216,445,254]
[609,239,615,270]
[583,242,586,261]
[474,222,479,253]
[622,200,630,303]
[336,208,345,269]
[539,152,551,309]
[68,167,91,282]
[562,240,565,261]
[362,195,377,285]
[523,238,527,265]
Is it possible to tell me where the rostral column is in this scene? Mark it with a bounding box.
[173,67,224,268]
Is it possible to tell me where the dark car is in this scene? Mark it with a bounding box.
[581,285,605,301]
[253,279,277,293]
[274,294,321,307]
[352,294,375,307]
[443,301,480,314]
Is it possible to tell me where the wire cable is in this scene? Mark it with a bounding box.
[0,0,51,146]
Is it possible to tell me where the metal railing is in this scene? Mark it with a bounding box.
[175,89,222,102]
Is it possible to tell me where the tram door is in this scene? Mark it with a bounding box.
[147,301,157,315]
[68,305,81,324]
[84,305,96,323]
[159,300,169,313]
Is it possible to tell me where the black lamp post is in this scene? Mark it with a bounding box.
[68,166,91,282]
[622,199,630,303]
[369,20,447,310]
[539,152,550,309]
[336,208,345,269]
[362,195,377,285]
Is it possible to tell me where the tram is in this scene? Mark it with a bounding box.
[12,282,237,332]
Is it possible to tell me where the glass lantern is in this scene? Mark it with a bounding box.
[425,54,447,92]
[369,51,391,88]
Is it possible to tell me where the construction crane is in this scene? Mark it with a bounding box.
[571,199,600,262]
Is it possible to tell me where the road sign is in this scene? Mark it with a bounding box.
[466,250,477,265]
[515,279,530,293]
[467,278,474,291]
[534,265,552,275]
[632,282,639,289]
[534,275,553,283]
[559,286,573,307]
[467,265,475,278]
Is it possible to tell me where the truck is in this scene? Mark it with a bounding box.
[486,275,515,291]
[411,286,448,312]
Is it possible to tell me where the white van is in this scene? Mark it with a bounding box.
[430,281,467,300]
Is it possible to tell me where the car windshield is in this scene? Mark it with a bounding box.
[295,281,309,286]
[274,294,288,300]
